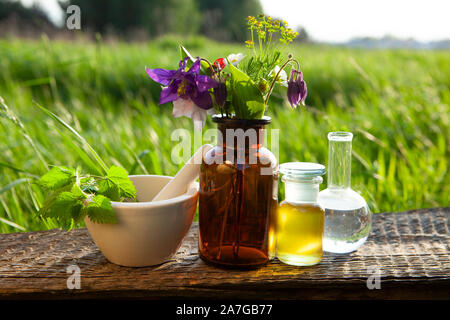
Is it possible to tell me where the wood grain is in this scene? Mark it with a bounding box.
[0,207,448,299]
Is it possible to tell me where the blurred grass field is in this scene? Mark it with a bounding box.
[0,35,448,233]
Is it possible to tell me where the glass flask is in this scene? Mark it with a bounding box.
[276,162,325,266]
[318,132,371,253]
[199,115,278,268]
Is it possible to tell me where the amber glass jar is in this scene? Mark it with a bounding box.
[199,115,278,267]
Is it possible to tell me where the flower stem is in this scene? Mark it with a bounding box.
[264,57,300,106]
[200,58,216,75]
[250,27,256,56]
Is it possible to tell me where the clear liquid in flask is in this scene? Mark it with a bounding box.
[322,204,371,253]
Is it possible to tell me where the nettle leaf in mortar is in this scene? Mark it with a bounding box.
[38,166,76,190]
[98,166,136,201]
[86,194,116,224]
[97,178,121,201]
[40,191,85,223]
[228,64,265,119]
[37,165,136,229]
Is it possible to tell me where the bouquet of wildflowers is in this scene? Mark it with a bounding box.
[146,15,307,130]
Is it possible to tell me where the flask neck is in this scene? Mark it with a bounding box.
[328,132,353,189]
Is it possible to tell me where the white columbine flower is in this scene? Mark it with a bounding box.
[172,98,216,131]
[225,53,245,66]
[269,65,288,87]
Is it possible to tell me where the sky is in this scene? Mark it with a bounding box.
[260,0,450,42]
[21,0,450,43]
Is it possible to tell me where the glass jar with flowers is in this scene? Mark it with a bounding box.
[145,15,308,268]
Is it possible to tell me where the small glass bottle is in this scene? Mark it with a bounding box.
[276,162,325,266]
[318,132,371,253]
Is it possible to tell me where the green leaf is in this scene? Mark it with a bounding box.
[70,182,86,199]
[106,166,136,200]
[36,165,134,228]
[179,45,211,75]
[38,184,73,216]
[86,195,117,224]
[97,178,121,201]
[38,166,76,190]
[179,44,193,65]
[228,64,265,119]
[39,191,84,228]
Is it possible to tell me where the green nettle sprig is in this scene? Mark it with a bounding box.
[37,165,136,230]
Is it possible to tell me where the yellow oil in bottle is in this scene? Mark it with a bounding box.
[276,202,324,266]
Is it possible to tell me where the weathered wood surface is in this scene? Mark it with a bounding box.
[0,207,448,299]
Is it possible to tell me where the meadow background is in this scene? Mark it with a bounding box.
[0,34,448,233]
[1,0,450,233]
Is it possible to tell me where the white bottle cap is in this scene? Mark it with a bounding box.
[279,162,325,203]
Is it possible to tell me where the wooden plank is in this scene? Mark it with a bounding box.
[0,207,448,299]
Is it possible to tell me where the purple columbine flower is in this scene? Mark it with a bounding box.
[146,57,217,109]
[146,57,218,130]
[287,70,307,108]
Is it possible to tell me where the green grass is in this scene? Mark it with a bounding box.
[0,35,449,233]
